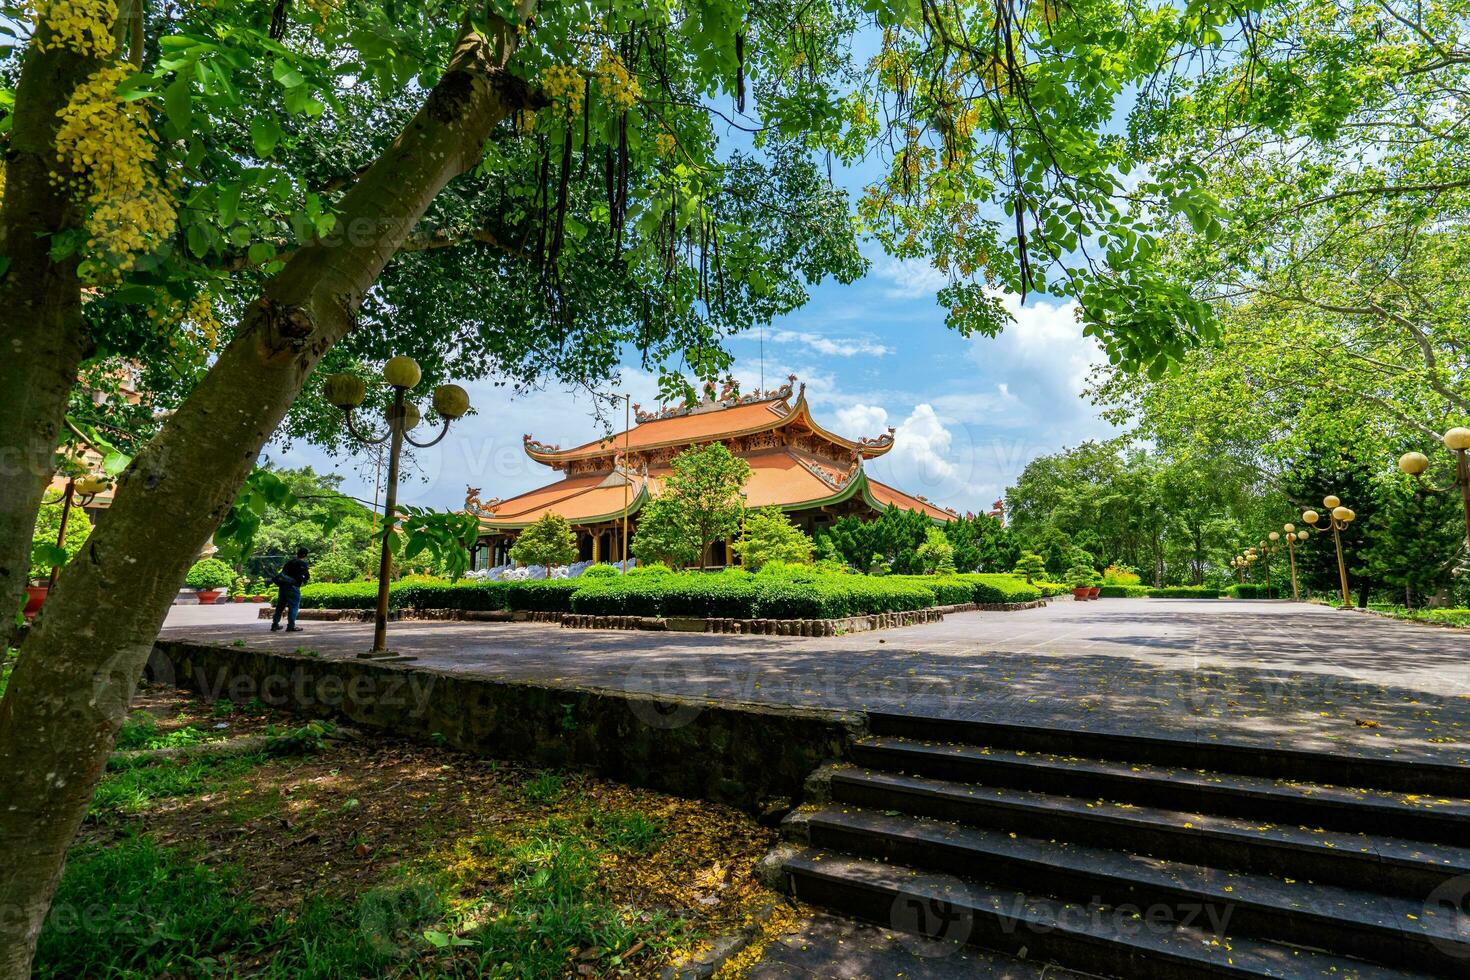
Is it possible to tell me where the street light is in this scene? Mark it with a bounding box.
[1301,494,1357,608]
[1259,537,1275,595]
[325,357,470,655]
[1280,523,1308,601]
[1397,427,1470,551]
[42,471,109,589]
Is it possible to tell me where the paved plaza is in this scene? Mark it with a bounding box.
[164,598,1470,763]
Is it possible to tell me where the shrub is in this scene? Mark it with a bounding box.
[1226,584,1281,599]
[508,513,578,575]
[394,578,511,612]
[891,575,974,606]
[1147,586,1221,598]
[731,507,814,570]
[960,573,1042,604]
[579,564,620,579]
[1097,584,1150,598]
[299,581,383,609]
[627,562,671,577]
[568,577,669,617]
[185,558,236,590]
[504,579,581,612]
[1102,565,1141,586]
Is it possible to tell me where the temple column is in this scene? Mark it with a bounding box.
[591,530,600,562]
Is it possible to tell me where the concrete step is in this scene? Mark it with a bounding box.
[795,805,1470,975]
[781,850,1437,979]
[865,712,1470,796]
[850,735,1470,845]
[828,767,1470,898]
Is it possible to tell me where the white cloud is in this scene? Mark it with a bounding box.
[835,403,890,435]
[770,330,893,358]
[874,257,950,300]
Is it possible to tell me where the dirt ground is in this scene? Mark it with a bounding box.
[65,683,788,978]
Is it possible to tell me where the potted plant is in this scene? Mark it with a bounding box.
[185,558,235,605]
[1064,564,1100,601]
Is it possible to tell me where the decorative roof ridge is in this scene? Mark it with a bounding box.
[789,449,862,492]
[632,374,799,424]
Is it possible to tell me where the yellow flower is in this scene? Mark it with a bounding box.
[654,132,677,158]
[36,0,118,57]
[54,64,177,278]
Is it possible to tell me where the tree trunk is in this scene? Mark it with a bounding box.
[0,12,536,973]
[0,21,112,632]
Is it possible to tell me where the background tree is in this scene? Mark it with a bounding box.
[814,507,936,574]
[731,507,813,571]
[943,513,1015,573]
[658,443,750,571]
[630,496,700,570]
[508,513,577,577]
[28,501,92,584]
[915,526,956,575]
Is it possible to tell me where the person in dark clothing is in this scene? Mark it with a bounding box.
[270,548,311,631]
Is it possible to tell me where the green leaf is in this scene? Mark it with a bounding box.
[163,75,191,138]
[250,116,281,158]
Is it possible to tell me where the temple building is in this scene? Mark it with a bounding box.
[467,375,957,568]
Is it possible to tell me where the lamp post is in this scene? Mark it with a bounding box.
[324,357,470,654]
[1259,537,1275,595]
[1397,427,1470,551]
[43,472,109,589]
[1301,494,1357,608]
[1280,523,1308,601]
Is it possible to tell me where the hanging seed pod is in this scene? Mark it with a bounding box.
[269,0,288,39]
[735,32,746,113]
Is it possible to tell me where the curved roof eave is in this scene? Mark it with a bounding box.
[476,483,650,531]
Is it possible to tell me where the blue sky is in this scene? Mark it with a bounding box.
[275,253,1120,517]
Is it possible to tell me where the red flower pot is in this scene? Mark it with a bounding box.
[1087,586,1101,600]
[196,590,223,605]
[1072,587,1090,601]
[23,585,48,617]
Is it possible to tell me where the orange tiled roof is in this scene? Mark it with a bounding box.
[477,448,954,529]
[542,399,790,461]
[869,478,955,520]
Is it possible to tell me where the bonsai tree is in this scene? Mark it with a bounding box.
[915,526,956,575]
[184,558,236,592]
[732,507,814,571]
[28,500,93,584]
[1063,564,1101,590]
[508,513,578,577]
[1012,552,1046,584]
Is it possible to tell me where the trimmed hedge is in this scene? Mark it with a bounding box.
[571,575,937,620]
[1147,586,1221,599]
[502,579,582,612]
[1098,584,1151,598]
[960,574,1043,605]
[1226,584,1281,599]
[298,581,384,610]
[304,569,1048,620]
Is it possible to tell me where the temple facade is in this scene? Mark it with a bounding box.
[467,375,957,568]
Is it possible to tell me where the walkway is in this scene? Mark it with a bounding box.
[163,598,1470,763]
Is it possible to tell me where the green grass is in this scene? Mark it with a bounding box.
[1367,604,1470,628]
[34,836,269,978]
[93,752,267,815]
[114,711,220,751]
[519,770,565,804]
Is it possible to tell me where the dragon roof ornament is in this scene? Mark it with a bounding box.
[523,433,561,454]
[464,486,503,518]
[633,374,800,424]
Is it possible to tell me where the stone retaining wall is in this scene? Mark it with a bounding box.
[151,640,861,811]
[266,598,1047,631]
